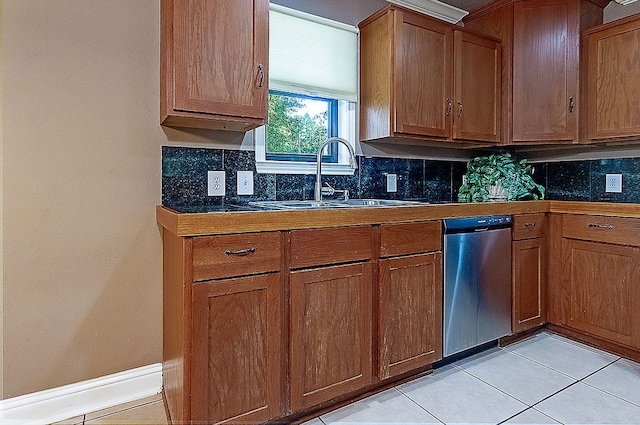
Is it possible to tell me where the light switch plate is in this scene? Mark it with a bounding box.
[386,173,397,192]
[605,173,622,193]
[208,171,225,196]
[237,171,254,195]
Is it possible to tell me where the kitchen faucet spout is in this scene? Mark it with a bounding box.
[315,137,357,202]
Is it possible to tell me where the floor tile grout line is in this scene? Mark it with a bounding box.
[393,384,446,424]
[503,347,597,381]
[453,359,566,409]
[83,398,162,422]
[577,358,640,410]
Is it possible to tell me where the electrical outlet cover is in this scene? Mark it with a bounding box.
[605,173,622,193]
[237,171,254,195]
[386,174,397,192]
[208,170,225,196]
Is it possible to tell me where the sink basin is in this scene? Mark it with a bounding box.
[249,199,424,210]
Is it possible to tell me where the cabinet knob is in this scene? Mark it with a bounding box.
[524,222,537,228]
[225,247,257,256]
[457,101,463,118]
[446,98,452,117]
[257,64,265,88]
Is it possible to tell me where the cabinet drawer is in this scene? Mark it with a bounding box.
[513,214,546,240]
[290,226,372,269]
[380,221,441,257]
[562,214,640,247]
[192,232,282,281]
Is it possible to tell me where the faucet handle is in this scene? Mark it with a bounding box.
[321,183,335,196]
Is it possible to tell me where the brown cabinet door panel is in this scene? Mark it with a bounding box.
[191,273,282,423]
[394,11,453,138]
[562,239,640,348]
[512,238,547,333]
[453,30,501,143]
[172,0,268,119]
[586,17,640,140]
[378,253,443,380]
[290,263,373,411]
[512,0,577,142]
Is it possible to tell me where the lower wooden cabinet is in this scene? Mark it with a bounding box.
[378,253,442,379]
[562,238,640,349]
[191,273,283,424]
[512,238,546,332]
[289,262,373,411]
[512,214,547,333]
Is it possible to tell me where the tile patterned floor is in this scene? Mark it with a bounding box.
[52,332,640,424]
[306,332,640,425]
[51,394,167,425]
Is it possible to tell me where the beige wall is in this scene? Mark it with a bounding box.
[2,0,247,398]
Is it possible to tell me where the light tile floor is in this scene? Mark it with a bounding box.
[51,394,167,425]
[52,332,640,425]
[306,332,640,425]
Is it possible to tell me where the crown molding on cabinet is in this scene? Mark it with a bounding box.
[386,0,469,23]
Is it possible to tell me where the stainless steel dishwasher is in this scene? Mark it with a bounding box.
[443,215,512,357]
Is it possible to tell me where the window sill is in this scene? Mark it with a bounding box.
[255,160,357,175]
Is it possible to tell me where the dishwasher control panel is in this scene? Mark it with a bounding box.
[444,215,512,233]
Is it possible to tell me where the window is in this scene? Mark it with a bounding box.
[266,91,338,162]
[255,4,358,175]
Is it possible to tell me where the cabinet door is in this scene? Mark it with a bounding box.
[453,30,501,143]
[512,238,546,333]
[562,239,640,349]
[512,0,577,142]
[394,11,453,138]
[191,273,282,424]
[290,262,373,411]
[586,17,640,141]
[172,0,268,120]
[378,253,443,380]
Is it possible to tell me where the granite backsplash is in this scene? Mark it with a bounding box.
[162,146,640,209]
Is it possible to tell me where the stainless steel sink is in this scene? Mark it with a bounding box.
[249,199,424,210]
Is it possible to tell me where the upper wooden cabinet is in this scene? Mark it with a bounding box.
[584,13,640,142]
[359,5,501,145]
[454,30,502,143]
[465,0,604,145]
[160,0,269,131]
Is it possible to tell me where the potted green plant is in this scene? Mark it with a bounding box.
[457,153,545,202]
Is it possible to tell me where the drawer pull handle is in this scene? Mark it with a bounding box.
[588,223,613,230]
[524,222,537,228]
[225,247,257,256]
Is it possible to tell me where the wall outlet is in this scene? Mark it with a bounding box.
[208,171,225,196]
[386,173,397,192]
[605,173,622,193]
[237,170,254,196]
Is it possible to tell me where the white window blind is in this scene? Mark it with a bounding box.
[269,4,358,102]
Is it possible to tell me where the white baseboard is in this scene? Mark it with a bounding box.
[0,363,162,425]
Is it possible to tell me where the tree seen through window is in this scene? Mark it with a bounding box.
[266,93,333,157]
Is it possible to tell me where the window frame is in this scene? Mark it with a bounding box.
[255,99,357,175]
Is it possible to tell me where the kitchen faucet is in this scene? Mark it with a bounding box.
[315,137,357,202]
